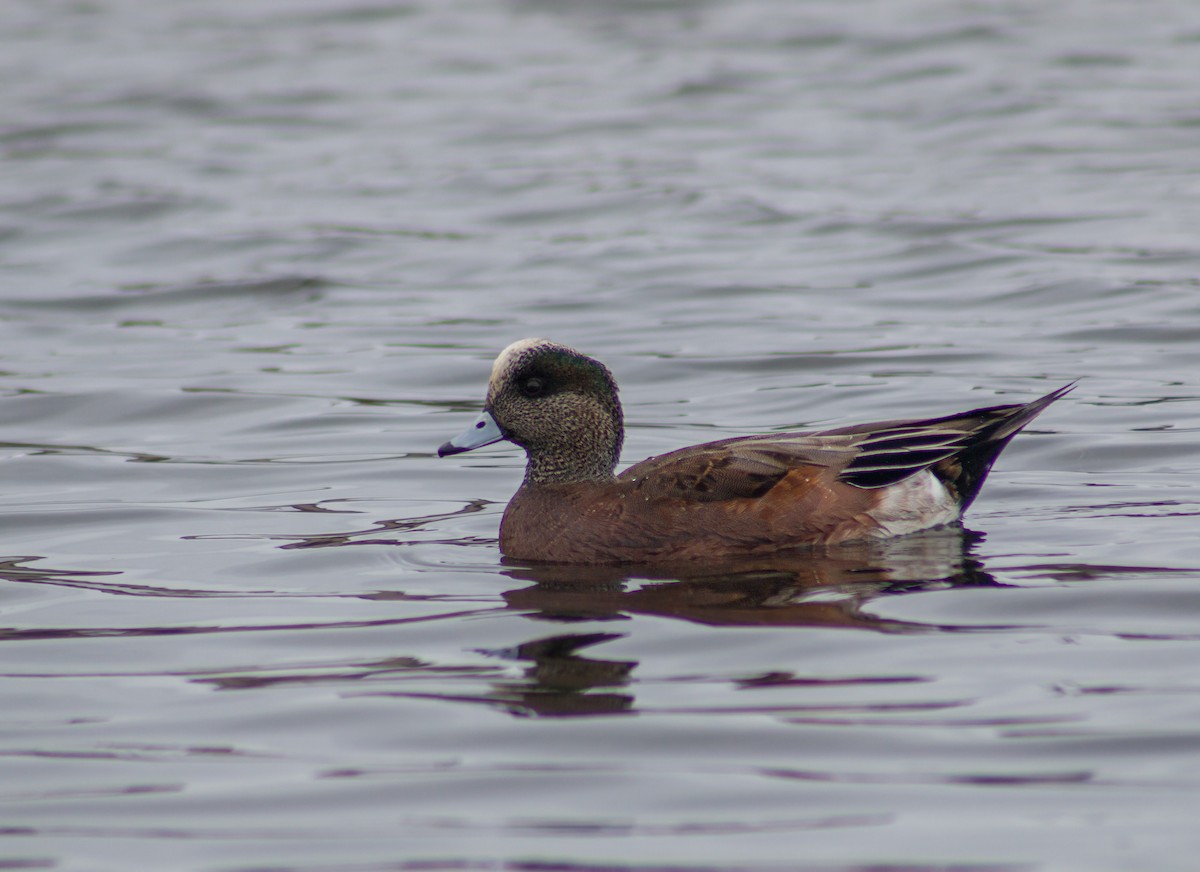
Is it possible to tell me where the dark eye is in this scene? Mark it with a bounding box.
[520,377,546,398]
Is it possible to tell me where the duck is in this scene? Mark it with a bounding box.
[439,339,1072,564]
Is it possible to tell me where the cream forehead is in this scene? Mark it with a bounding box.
[489,338,554,383]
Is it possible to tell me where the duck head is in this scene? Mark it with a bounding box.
[439,339,625,484]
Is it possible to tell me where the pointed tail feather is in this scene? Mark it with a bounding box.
[935,381,1075,510]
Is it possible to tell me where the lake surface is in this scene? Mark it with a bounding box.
[3,1,1200,870]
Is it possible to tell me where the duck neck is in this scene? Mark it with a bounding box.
[522,416,623,486]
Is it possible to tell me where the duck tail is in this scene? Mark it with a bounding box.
[936,381,1075,511]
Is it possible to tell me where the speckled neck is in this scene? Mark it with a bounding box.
[521,407,623,485]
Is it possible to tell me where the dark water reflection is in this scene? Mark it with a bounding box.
[501,531,997,631]
[352,531,1044,720]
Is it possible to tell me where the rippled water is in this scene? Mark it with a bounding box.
[3,1,1200,870]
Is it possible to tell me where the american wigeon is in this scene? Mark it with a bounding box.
[439,339,1072,564]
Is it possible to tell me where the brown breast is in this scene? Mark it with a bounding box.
[498,469,886,564]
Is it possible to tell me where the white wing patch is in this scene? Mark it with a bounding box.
[867,470,962,537]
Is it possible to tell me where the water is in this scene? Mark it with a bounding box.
[3,1,1200,869]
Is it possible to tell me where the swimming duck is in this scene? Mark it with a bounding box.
[439,339,1071,564]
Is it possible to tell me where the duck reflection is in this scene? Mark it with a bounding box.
[500,527,996,630]
[476,528,1000,717]
[476,632,636,717]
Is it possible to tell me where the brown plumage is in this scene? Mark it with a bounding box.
[439,339,1072,564]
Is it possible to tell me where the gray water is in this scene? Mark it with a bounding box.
[3,1,1200,870]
